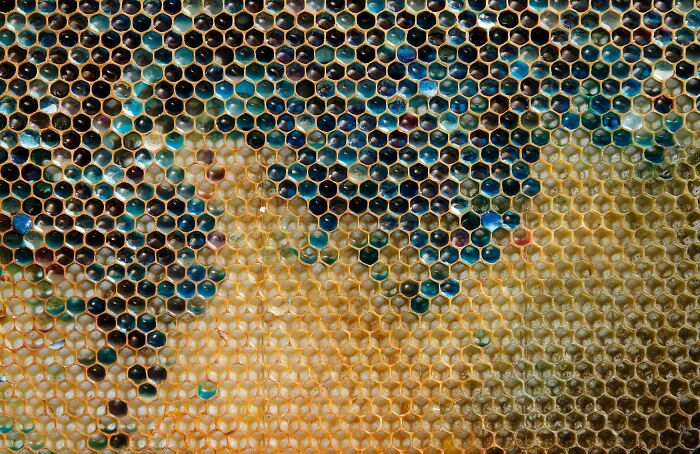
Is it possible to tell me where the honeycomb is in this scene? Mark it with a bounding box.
[0,0,699,450]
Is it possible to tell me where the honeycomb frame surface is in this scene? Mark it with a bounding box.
[0,0,698,451]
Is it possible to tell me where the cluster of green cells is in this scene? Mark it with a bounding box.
[0,415,42,451]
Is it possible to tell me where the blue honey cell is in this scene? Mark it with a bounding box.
[278,181,297,199]
[419,246,439,265]
[165,133,185,150]
[117,314,136,332]
[158,281,175,298]
[318,213,338,231]
[420,280,439,298]
[480,179,500,198]
[317,149,336,166]
[0,416,15,434]
[66,297,85,315]
[197,281,216,298]
[138,281,156,298]
[634,129,654,147]
[126,199,145,216]
[297,181,317,199]
[633,62,652,80]
[602,113,621,131]
[308,165,328,182]
[177,280,196,299]
[481,211,502,232]
[644,147,665,164]
[185,198,205,215]
[409,230,428,249]
[128,265,146,281]
[408,63,427,80]
[522,178,541,197]
[410,296,430,314]
[411,197,429,214]
[138,383,158,399]
[187,265,207,282]
[359,246,379,265]
[510,162,529,181]
[44,231,63,249]
[590,96,611,115]
[136,314,156,332]
[440,246,459,264]
[14,247,33,265]
[655,130,675,147]
[470,229,491,248]
[166,166,185,184]
[87,297,106,315]
[107,265,125,282]
[676,28,694,45]
[12,0,696,327]
[502,211,521,231]
[147,331,166,348]
[97,347,117,365]
[63,165,82,182]
[531,129,550,146]
[85,264,105,282]
[309,231,329,249]
[593,130,611,146]
[197,381,217,400]
[12,214,32,235]
[665,114,683,132]
[187,231,206,249]
[440,279,460,297]
[177,215,196,232]
[429,230,449,248]
[613,130,633,146]
[482,245,501,264]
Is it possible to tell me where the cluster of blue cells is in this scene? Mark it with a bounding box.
[0,143,225,400]
[269,144,540,306]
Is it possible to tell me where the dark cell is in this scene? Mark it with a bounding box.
[108,399,128,417]
[87,364,106,382]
